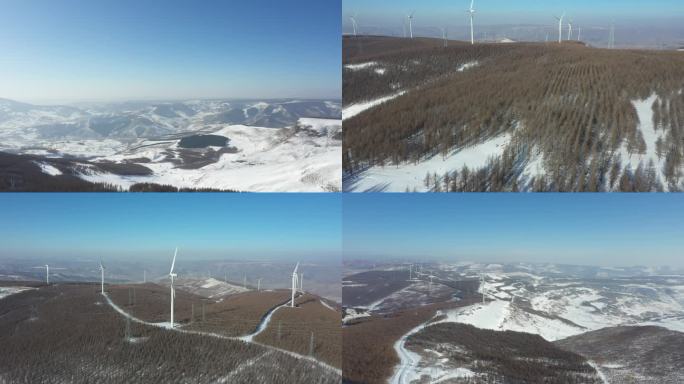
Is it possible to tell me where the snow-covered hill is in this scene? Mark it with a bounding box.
[431,263,684,341]
[0,99,341,191]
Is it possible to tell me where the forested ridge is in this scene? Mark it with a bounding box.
[0,284,339,383]
[343,36,684,191]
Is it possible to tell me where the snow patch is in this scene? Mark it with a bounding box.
[33,162,62,176]
[342,91,406,121]
[345,132,511,192]
[457,61,479,71]
[344,62,377,71]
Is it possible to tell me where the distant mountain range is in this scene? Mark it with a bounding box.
[0,98,341,144]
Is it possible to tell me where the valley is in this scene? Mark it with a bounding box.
[0,99,342,192]
[342,261,684,383]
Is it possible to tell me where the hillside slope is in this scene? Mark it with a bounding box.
[556,326,684,383]
[343,36,684,192]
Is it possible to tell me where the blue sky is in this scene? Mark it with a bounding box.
[343,194,684,268]
[343,0,684,34]
[0,194,341,262]
[0,0,341,103]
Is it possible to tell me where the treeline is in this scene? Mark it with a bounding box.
[408,322,603,383]
[343,38,684,191]
[129,182,236,192]
[0,152,122,191]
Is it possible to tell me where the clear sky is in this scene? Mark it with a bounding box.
[0,194,341,263]
[343,0,684,34]
[0,0,341,103]
[343,194,684,268]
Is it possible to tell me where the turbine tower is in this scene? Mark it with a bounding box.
[257,278,262,291]
[554,13,565,43]
[291,262,300,307]
[577,26,581,41]
[299,273,304,293]
[33,264,65,285]
[480,273,486,304]
[169,247,178,328]
[567,19,573,41]
[408,12,415,39]
[99,260,105,294]
[609,22,615,49]
[468,0,476,45]
[349,15,358,37]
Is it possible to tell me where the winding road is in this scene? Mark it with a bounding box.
[102,292,341,376]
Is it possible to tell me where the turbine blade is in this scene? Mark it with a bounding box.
[293,262,300,274]
[170,247,178,274]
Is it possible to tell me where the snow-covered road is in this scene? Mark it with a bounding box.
[102,292,341,376]
[389,322,428,384]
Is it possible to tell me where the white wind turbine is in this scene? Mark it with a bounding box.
[577,26,582,41]
[299,273,304,293]
[567,18,573,40]
[257,278,262,291]
[468,0,476,45]
[554,13,565,43]
[349,14,358,37]
[169,247,178,328]
[480,273,486,304]
[32,264,65,285]
[99,260,106,294]
[291,262,300,307]
[407,12,415,39]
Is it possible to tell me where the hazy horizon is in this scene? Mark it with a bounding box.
[0,0,341,102]
[343,0,684,48]
[343,194,684,269]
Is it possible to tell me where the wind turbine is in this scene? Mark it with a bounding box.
[480,273,486,304]
[257,278,262,291]
[99,260,105,294]
[441,27,448,47]
[577,26,582,41]
[299,273,304,293]
[468,0,476,45]
[291,262,300,307]
[32,264,65,285]
[567,18,573,41]
[169,247,178,328]
[407,12,415,39]
[554,13,565,43]
[349,14,358,37]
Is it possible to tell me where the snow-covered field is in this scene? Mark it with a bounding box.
[0,286,34,300]
[345,133,511,192]
[431,266,684,341]
[79,120,342,192]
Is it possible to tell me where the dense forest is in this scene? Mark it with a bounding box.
[343,36,684,191]
[0,284,338,383]
[254,294,342,368]
[407,322,603,383]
